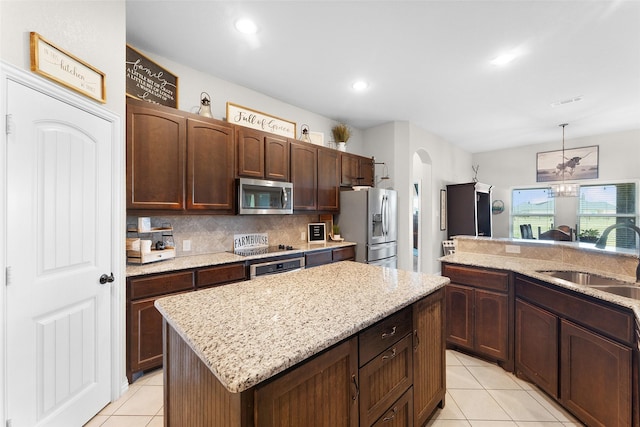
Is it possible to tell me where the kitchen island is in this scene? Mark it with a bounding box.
[155,261,449,427]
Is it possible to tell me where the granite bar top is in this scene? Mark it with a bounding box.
[154,261,448,393]
[126,241,355,277]
[440,251,640,322]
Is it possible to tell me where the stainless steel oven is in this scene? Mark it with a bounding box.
[238,178,293,215]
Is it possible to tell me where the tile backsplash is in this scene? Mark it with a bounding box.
[126,214,320,257]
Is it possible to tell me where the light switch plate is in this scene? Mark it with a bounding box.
[183,240,191,251]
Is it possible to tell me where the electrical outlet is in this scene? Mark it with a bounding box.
[183,239,192,251]
[505,245,521,254]
[301,232,306,241]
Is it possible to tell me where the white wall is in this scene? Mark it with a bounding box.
[473,129,640,237]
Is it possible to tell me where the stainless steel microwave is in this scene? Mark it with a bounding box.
[237,178,293,214]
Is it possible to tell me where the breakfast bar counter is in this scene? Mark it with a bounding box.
[155,261,449,427]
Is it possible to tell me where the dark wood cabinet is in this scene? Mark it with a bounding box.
[126,97,186,210]
[515,275,635,427]
[340,153,373,187]
[317,147,340,211]
[126,263,246,382]
[187,118,235,212]
[442,264,511,367]
[236,128,289,181]
[304,246,356,269]
[445,182,492,239]
[515,298,558,398]
[255,337,359,427]
[412,289,446,427]
[126,98,235,214]
[290,141,317,211]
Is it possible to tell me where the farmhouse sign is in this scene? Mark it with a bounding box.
[126,44,178,108]
[226,102,296,138]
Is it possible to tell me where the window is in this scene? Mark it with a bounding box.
[578,182,637,248]
[511,188,555,238]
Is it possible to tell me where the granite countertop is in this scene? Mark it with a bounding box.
[126,241,355,277]
[440,252,640,320]
[154,261,449,393]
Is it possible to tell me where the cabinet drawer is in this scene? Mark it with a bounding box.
[443,264,509,292]
[359,307,412,366]
[129,271,194,300]
[360,334,413,427]
[370,387,414,427]
[196,263,246,289]
[516,276,634,345]
[305,250,333,268]
[333,245,355,262]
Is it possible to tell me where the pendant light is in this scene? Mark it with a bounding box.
[549,123,579,198]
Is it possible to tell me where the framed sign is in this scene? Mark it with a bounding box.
[308,223,326,244]
[227,102,296,138]
[536,145,599,182]
[30,32,106,103]
[126,44,178,108]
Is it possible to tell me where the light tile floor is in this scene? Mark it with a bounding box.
[86,350,584,426]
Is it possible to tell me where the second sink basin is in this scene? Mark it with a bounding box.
[537,270,640,300]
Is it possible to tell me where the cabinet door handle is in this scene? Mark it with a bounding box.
[382,406,398,422]
[413,329,420,351]
[351,374,359,401]
[382,348,396,361]
[381,326,397,339]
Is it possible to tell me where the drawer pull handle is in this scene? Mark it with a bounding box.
[381,326,397,339]
[413,329,420,351]
[382,406,398,422]
[351,374,359,401]
[382,348,396,361]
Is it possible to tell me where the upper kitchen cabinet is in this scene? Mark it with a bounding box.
[317,147,340,211]
[186,118,235,213]
[446,182,493,239]
[236,127,289,181]
[340,153,374,187]
[127,97,186,210]
[126,98,235,214]
[290,140,317,211]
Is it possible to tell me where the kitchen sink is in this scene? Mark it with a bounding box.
[537,270,640,300]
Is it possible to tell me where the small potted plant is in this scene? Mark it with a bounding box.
[332,224,341,240]
[579,228,600,243]
[331,123,351,151]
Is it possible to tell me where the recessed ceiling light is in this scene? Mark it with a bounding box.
[490,51,519,66]
[551,96,584,107]
[235,19,257,34]
[352,81,369,91]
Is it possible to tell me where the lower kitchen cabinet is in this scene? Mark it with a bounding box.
[255,337,360,427]
[127,263,246,382]
[515,275,635,427]
[305,245,356,268]
[442,264,511,368]
[371,389,413,427]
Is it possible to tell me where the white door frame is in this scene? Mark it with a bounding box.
[0,61,126,423]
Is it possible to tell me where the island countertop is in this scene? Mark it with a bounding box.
[154,261,448,393]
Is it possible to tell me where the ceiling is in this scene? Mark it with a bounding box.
[126,1,640,153]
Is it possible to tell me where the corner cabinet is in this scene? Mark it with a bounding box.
[126,97,235,214]
[341,153,374,187]
[442,263,512,370]
[162,288,445,427]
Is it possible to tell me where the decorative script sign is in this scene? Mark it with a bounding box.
[227,102,296,138]
[30,32,106,103]
[126,44,178,108]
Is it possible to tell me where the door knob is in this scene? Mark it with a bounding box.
[99,273,115,285]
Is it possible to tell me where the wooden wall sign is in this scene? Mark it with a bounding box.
[227,102,296,138]
[126,44,178,108]
[30,32,106,103]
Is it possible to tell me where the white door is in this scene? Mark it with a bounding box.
[6,80,112,426]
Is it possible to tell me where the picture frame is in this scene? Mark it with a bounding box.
[536,145,599,182]
[227,102,296,138]
[30,32,106,103]
[308,223,327,244]
[440,189,447,231]
[126,44,178,108]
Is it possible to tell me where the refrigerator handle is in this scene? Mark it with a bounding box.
[381,195,387,236]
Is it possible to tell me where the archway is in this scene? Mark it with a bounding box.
[412,150,433,273]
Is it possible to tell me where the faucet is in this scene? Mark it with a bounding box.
[594,223,640,282]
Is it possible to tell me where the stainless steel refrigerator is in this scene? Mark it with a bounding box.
[338,188,397,268]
